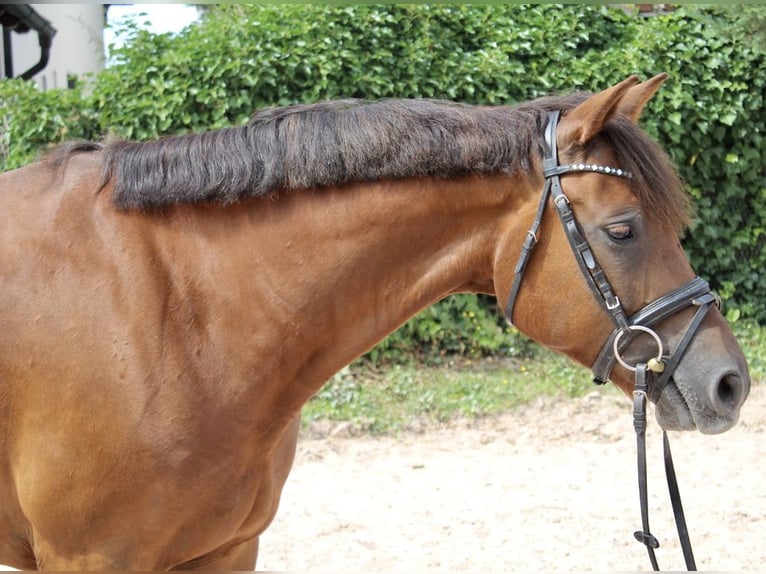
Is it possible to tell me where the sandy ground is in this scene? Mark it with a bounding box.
[258,384,765,571]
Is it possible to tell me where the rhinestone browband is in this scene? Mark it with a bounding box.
[562,163,634,179]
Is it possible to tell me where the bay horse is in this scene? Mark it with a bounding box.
[0,74,749,570]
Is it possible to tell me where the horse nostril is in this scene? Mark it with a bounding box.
[713,373,743,412]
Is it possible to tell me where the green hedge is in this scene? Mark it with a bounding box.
[1,5,763,362]
[646,11,766,322]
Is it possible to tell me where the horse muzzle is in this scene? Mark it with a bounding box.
[655,351,750,435]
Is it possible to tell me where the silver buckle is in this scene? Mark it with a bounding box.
[606,296,621,310]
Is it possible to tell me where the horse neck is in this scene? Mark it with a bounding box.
[152,173,531,422]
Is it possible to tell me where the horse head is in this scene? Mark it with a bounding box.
[501,74,750,434]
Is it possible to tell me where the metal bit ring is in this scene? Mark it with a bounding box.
[613,325,664,373]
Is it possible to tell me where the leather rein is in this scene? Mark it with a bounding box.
[506,110,720,571]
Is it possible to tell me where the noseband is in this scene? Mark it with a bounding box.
[507,110,721,570]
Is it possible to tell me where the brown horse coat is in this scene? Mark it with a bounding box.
[0,76,749,569]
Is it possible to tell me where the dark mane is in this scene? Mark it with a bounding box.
[57,94,690,230]
[100,97,553,209]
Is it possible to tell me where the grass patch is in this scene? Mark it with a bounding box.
[303,349,599,435]
[731,320,766,382]
[303,320,765,436]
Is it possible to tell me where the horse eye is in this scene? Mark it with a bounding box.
[606,223,634,242]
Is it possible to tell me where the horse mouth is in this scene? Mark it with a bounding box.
[655,375,742,435]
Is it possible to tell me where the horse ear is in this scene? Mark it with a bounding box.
[614,73,669,123]
[557,75,641,148]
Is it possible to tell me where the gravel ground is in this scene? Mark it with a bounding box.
[258,384,765,571]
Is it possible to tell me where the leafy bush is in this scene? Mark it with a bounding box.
[1,4,763,364]
[634,9,766,322]
[0,78,95,170]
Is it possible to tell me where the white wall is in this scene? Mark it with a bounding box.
[2,4,105,90]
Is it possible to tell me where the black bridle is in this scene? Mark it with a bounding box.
[506,110,721,571]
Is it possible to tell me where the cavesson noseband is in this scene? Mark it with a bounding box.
[507,110,720,571]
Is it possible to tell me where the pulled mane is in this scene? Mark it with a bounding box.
[55,93,690,231]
